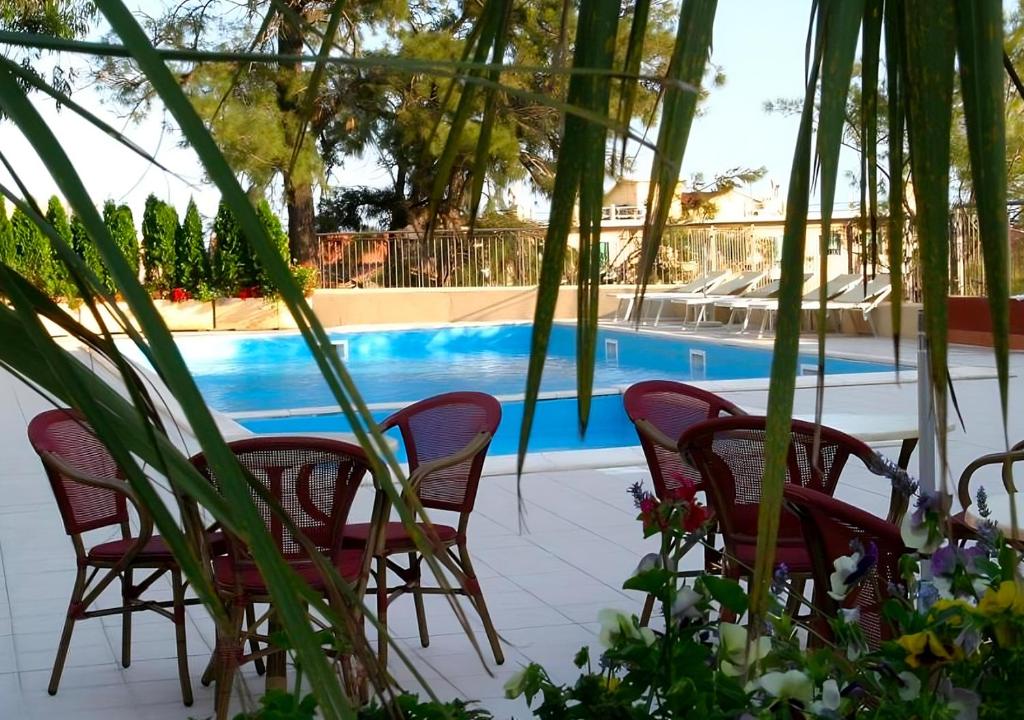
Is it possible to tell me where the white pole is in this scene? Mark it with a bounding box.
[917,308,936,493]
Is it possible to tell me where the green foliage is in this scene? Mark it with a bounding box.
[0,195,13,267]
[255,198,290,293]
[10,203,54,292]
[44,195,76,299]
[102,200,140,278]
[141,194,179,291]
[211,199,247,294]
[173,198,209,293]
[70,211,111,292]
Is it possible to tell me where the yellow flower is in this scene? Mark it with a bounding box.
[978,581,1024,616]
[603,676,621,691]
[896,631,961,668]
[929,598,976,626]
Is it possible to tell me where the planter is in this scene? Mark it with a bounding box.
[153,299,215,331]
[213,297,282,330]
[77,301,139,335]
[947,295,1024,349]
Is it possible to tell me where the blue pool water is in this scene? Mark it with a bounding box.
[152,324,899,456]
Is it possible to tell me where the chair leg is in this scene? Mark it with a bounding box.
[639,594,656,627]
[170,569,194,706]
[245,603,265,676]
[785,577,807,618]
[214,604,245,720]
[49,567,86,695]
[410,553,429,648]
[121,568,133,668]
[375,555,389,667]
[458,543,503,665]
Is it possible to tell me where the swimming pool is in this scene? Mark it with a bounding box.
[145,323,900,457]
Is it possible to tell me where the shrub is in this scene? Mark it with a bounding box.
[102,200,140,278]
[70,212,112,292]
[255,198,290,294]
[141,194,179,292]
[210,199,248,295]
[44,195,76,300]
[10,204,54,292]
[0,196,14,267]
[173,198,210,294]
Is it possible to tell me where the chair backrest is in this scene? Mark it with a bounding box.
[381,391,501,514]
[27,408,129,537]
[191,437,371,561]
[708,271,766,297]
[803,273,862,302]
[675,270,732,294]
[784,485,908,648]
[828,274,892,304]
[677,415,879,548]
[957,439,1024,512]
[623,381,745,498]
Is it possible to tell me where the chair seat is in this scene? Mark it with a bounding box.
[343,521,459,550]
[88,531,228,562]
[213,550,364,594]
[731,542,813,574]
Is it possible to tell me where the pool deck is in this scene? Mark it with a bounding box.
[0,330,1021,719]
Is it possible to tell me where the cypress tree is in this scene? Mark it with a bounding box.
[44,195,75,299]
[102,200,140,277]
[70,212,112,292]
[174,198,209,293]
[11,205,53,291]
[254,199,290,293]
[141,194,179,291]
[211,199,248,294]
[0,196,13,268]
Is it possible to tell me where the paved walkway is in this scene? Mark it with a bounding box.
[0,331,1020,719]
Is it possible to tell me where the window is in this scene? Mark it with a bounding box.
[827,230,843,256]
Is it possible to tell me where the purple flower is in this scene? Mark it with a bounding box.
[917,582,940,612]
[844,541,878,588]
[912,490,941,528]
[771,562,790,596]
[930,545,957,576]
[628,481,647,509]
[976,486,991,519]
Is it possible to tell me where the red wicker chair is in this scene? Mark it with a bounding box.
[190,437,384,720]
[678,416,894,613]
[27,408,195,705]
[783,485,910,649]
[623,381,745,623]
[343,391,504,665]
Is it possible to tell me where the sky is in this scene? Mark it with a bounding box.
[0,1,859,224]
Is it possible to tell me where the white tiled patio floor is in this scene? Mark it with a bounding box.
[1,332,1021,719]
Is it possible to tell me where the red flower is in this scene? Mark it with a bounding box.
[170,287,190,303]
[667,475,698,503]
[639,496,658,515]
[683,502,709,532]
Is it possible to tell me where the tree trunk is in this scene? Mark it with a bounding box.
[286,181,316,262]
[277,2,316,263]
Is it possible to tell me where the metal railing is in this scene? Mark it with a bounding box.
[316,226,779,289]
[601,226,779,285]
[316,229,574,288]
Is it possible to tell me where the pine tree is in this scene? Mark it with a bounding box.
[0,196,13,268]
[11,205,53,292]
[44,195,75,299]
[102,200,140,277]
[173,198,209,293]
[70,212,111,292]
[254,199,290,293]
[141,194,179,291]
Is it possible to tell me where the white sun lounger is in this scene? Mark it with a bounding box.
[744,273,863,337]
[609,269,732,324]
[668,270,767,328]
[715,274,812,332]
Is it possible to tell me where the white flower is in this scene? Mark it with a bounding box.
[670,585,704,623]
[597,608,655,648]
[634,552,661,574]
[897,671,921,701]
[901,510,942,553]
[839,607,860,624]
[828,551,863,601]
[756,669,813,705]
[807,678,842,715]
[719,622,772,676]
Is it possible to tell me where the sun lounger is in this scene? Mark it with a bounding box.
[744,272,862,337]
[668,270,767,327]
[805,273,892,334]
[609,269,732,324]
[715,274,812,332]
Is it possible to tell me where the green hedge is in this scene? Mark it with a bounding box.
[1,195,301,301]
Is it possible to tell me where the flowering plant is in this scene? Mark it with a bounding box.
[169,286,191,303]
[505,464,1024,719]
